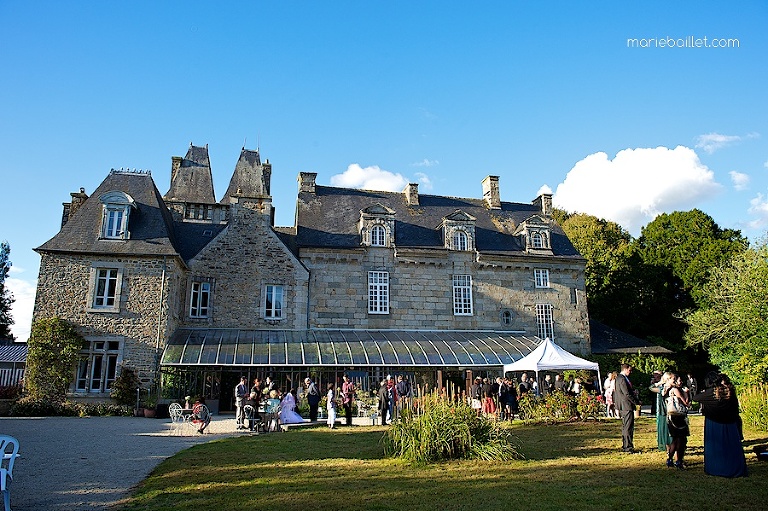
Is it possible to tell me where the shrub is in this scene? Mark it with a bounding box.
[0,385,22,399]
[9,396,133,417]
[384,393,521,463]
[110,366,140,406]
[25,317,85,402]
[576,391,605,419]
[739,385,768,431]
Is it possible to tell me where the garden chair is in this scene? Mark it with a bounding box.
[0,435,20,511]
[242,404,263,432]
[168,402,187,435]
[356,400,370,417]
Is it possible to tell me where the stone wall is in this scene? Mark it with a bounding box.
[302,246,591,354]
[184,198,309,330]
[33,252,184,387]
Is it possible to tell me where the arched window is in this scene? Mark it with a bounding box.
[501,310,513,325]
[371,225,386,246]
[452,230,468,251]
[531,232,544,249]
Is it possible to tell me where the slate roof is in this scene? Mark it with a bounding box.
[589,320,673,355]
[37,170,181,258]
[296,185,581,257]
[164,144,217,204]
[220,148,268,204]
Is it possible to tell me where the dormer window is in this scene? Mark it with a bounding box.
[359,203,396,248]
[440,210,476,251]
[371,225,386,246]
[532,232,545,249]
[452,231,468,251]
[99,191,136,240]
[514,215,552,253]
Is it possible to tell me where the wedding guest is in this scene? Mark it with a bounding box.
[649,372,673,452]
[326,382,337,429]
[604,372,617,418]
[614,364,641,453]
[691,372,747,478]
[378,379,390,425]
[342,375,355,426]
[664,374,690,469]
[304,377,321,422]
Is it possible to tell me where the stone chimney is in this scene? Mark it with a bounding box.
[298,172,317,193]
[403,183,419,206]
[481,175,501,209]
[61,187,88,228]
[533,193,553,216]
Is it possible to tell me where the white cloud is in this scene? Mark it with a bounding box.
[695,133,742,154]
[747,193,768,230]
[330,164,434,193]
[6,277,36,342]
[537,184,553,196]
[415,172,433,191]
[411,158,439,168]
[553,146,721,235]
[729,171,750,191]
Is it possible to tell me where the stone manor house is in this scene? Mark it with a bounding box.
[33,144,591,412]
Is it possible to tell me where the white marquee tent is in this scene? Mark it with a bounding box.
[503,338,602,392]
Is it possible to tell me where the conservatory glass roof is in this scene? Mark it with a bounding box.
[160,329,542,367]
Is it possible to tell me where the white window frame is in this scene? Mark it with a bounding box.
[531,232,544,249]
[536,303,554,339]
[190,281,212,318]
[368,271,390,314]
[452,231,468,251]
[452,275,473,315]
[264,284,284,319]
[371,225,386,247]
[74,339,122,394]
[534,269,550,288]
[88,263,124,313]
[99,191,135,240]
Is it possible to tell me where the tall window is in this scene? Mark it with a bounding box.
[452,231,468,251]
[534,269,550,288]
[531,232,544,248]
[371,225,386,246]
[93,268,119,308]
[75,340,121,393]
[453,275,473,315]
[190,281,211,318]
[265,285,284,319]
[102,206,127,238]
[536,303,554,339]
[368,271,389,314]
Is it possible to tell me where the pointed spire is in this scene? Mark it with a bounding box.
[220,147,271,203]
[164,144,216,203]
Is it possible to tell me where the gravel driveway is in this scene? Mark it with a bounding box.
[0,415,240,510]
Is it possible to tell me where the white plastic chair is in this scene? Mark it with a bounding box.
[0,435,20,511]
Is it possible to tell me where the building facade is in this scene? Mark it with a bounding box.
[33,144,590,410]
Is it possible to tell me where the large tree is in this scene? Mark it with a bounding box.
[25,318,85,401]
[635,210,748,307]
[683,240,768,386]
[0,241,14,340]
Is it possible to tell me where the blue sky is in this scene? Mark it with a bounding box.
[2,1,767,342]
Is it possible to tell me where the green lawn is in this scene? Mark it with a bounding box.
[118,416,768,511]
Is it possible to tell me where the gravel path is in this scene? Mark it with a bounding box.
[0,415,242,510]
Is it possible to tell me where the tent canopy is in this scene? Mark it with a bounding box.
[503,337,599,375]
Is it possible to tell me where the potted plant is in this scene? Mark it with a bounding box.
[143,392,158,418]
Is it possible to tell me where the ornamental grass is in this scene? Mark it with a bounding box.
[383,392,521,463]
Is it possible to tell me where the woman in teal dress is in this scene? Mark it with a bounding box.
[649,372,673,454]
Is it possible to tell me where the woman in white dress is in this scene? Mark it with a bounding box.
[326,383,337,429]
[279,388,304,424]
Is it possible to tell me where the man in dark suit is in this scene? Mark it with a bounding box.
[614,363,641,453]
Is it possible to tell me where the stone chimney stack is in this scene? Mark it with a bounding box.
[298,172,317,193]
[482,175,501,209]
[533,193,553,216]
[403,183,419,206]
[61,187,89,228]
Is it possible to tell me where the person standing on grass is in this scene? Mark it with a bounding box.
[604,372,617,418]
[342,374,355,426]
[326,382,337,429]
[378,379,390,425]
[305,377,321,422]
[690,372,747,478]
[614,363,641,453]
[649,372,673,452]
[664,374,691,469]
